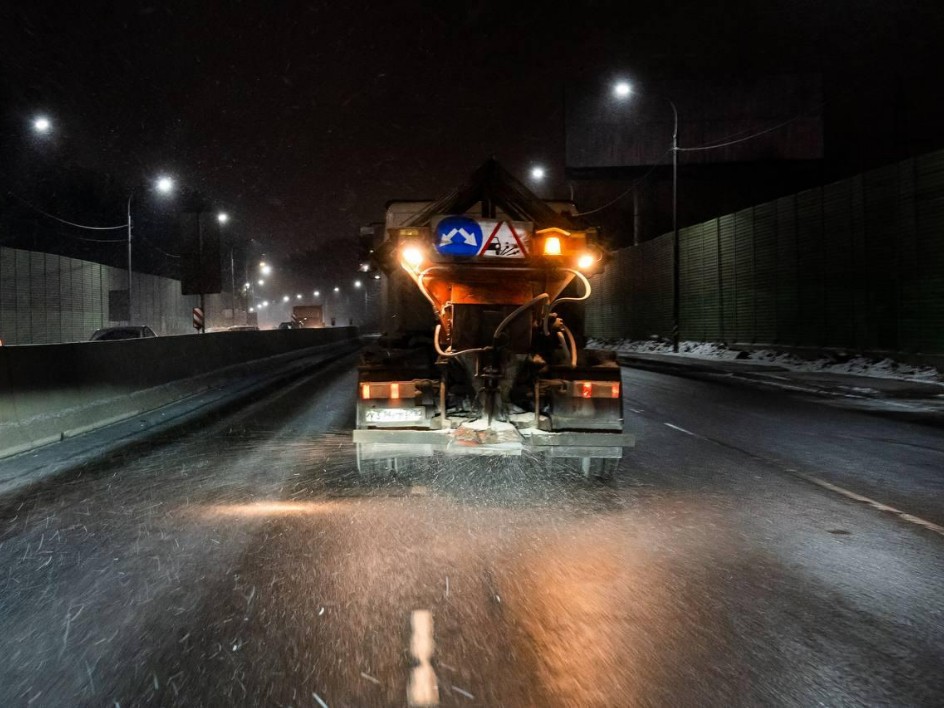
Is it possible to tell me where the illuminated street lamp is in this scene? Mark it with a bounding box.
[128,175,175,323]
[530,165,546,181]
[258,279,265,287]
[32,115,52,134]
[260,263,272,276]
[313,290,320,297]
[282,295,290,303]
[295,293,302,299]
[155,175,174,194]
[614,79,680,352]
[217,212,229,224]
[353,279,367,320]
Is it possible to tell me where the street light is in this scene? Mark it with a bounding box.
[155,175,174,194]
[530,166,546,181]
[32,115,51,134]
[313,290,320,297]
[217,212,238,323]
[614,80,680,352]
[258,279,265,286]
[260,263,272,276]
[353,280,367,324]
[127,175,175,324]
[282,295,290,303]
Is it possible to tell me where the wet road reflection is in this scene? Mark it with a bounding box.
[0,359,942,706]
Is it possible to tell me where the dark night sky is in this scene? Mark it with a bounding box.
[2,1,944,282]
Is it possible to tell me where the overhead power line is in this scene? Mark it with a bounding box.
[574,146,675,218]
[7,191,127,231]
[574,107,821,217]
[678,112,812,152]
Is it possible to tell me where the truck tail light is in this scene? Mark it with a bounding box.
[360,381,416,399]
[543,237,562,256]
[571,381,620,399]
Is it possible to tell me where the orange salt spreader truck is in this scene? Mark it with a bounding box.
[353,160,634,478]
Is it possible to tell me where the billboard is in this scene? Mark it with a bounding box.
[565,75,823,169]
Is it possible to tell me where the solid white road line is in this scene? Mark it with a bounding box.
[795,472,944,538]
[664,422,696,436]
[408,609,439,706]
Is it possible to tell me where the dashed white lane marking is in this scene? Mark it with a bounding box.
[628,407,645,413]
[795,472,944,538]
[408,610,439,706]
[664,422,695,436]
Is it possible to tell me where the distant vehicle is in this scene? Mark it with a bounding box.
[89,325,156,341]
[278,321,298,330]
[291,304,324,328]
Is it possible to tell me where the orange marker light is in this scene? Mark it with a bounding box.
[611,383,620,398]
[543,236,562,256]
[390,382,400,400]
[577,253,595,270]
[402,246,424,268]
[361,383,371,399]
[581,381,593,398]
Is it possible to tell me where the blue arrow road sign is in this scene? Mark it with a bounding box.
[435,216,483,257]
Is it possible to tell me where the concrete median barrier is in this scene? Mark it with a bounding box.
[0,327,359,459]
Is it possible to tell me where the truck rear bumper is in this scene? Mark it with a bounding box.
[352,428,635,457]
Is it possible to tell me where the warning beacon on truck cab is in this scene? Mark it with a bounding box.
[353,159,634,477]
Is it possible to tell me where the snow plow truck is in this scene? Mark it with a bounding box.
[353,160,634,478]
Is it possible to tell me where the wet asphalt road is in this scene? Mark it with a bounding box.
[1,354,942,707]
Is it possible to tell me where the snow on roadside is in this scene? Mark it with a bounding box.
[587,338,943,383]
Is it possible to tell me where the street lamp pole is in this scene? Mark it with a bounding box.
[127,176,174,325]
[127,193,134,324]
[614,81,681,352]
[668,98,680,354]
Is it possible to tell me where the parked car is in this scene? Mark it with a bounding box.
[89,325,157,341]
[277,321,298,329]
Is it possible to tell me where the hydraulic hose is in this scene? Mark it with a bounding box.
[561,323,578,368]
[434,323,492,358]
[556,331,572,369]
[492,293,550,344]
[408,265,439,312]
[544,269,592,336]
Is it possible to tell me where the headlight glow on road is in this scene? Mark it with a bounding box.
[203,501,340,517]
